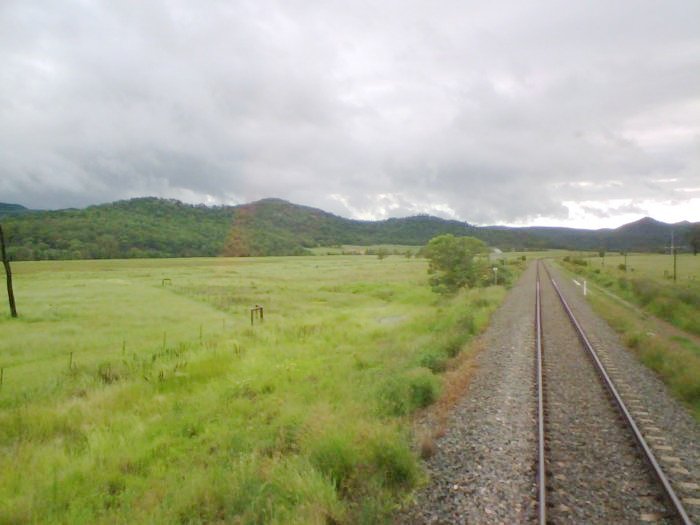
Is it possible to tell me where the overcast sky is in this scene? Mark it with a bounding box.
[1,1,699,228]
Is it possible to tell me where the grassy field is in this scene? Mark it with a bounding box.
[308,245,421,256]
[584,252,700,285]
[311,247,575,259]
[0,255,513,523]
[557,253,700,419]
[562,253,700,335]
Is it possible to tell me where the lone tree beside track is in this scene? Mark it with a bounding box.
[0,224,18,317]
[424,234,487,294]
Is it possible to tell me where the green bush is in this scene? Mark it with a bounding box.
[624,332,643,349]
[377,377,411,416]
[443,333,467,358]
[459,312,476,334]
[676,370,700,406]
[676,287,700,308]
[637,338,700,412]
[369,437,419,489]
[376,368,441,416]
[308,433,358,490]
[419,349,449,372]
[650,296,676,321]
[471,297,491,309]
[631,278,662,305]
[407,368,441,409]
[424,234,487,294]
[489,264,514,287]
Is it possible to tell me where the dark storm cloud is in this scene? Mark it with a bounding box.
[1,0,699,225]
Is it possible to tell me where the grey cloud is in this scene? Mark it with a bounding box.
[579,202,648,220]
[1,0,699,226]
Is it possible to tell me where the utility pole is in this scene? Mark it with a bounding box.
[672,231,677,283]
[0,224,18,318]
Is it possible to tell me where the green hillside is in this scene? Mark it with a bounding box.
[0,197,697,260]
[1,198,234,260]
[221,198,488,256]
[496,217,695,252]
[0,202,31,218]
[0,197,539,260]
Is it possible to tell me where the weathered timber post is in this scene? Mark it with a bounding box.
[250,305,264,325]
[0,224,18,318]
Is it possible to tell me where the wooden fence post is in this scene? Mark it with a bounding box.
[0,224,18,318]
[250,305,264,325]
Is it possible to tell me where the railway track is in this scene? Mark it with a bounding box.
[534,260,693,524]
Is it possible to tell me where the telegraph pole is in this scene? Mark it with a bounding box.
[0,224,18,318]
[671,231,677,283]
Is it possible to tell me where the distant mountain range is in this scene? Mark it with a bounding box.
[0,197,697,260]
[0,202,31,217]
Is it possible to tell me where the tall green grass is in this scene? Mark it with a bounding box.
[561,253,700,335]
[558,255,700,419]
[0,255,508,523]
[586,292,700,420]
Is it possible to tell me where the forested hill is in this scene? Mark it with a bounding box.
[220,200,697,255]
[221,198,488,256]
[0,197,542,259]
[487,217,697,253]
[0,203,31,217]
[1,198,234,260]
[0,197,697,260]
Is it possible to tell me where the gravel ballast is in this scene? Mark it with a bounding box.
[547,262,700,524]
[398,261,700,524]
[398,262,539,523]
[540,264,670,524]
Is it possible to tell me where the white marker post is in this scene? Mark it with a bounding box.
[583,280,587,296]
[493,267,498,285]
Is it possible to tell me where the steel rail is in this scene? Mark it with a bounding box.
[535,262,547,525]
[542,262,692,525]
